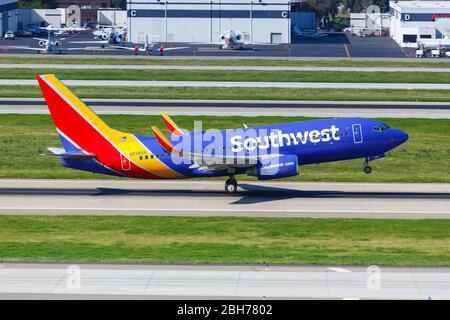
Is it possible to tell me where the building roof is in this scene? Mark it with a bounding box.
[390,1,450,11]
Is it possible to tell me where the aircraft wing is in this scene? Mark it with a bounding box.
[113,46,141,51]
[151,125,280,171]
[45,147,95,159]
[8,46,48,52]
[162,46,190,51]
[69,40,109,44]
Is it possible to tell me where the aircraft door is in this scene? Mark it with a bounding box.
[352,124,363,144]
[120,153,131,171]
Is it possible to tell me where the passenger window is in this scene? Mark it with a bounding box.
[145,155,148,160]
[139,156,142,160]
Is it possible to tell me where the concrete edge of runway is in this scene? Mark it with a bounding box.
[2,261,449,272]
[0,53,440,61]
[1,63,450,73]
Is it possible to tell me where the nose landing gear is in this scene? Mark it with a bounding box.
[225,176,238,194]
[364,158,372,174]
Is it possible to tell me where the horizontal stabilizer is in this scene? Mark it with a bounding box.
[45,147,95,159]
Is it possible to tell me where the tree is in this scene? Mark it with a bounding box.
[112,0,126,10]
[18,0,56,9]
[340,0,389,13]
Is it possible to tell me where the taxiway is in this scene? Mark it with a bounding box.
[1,98,449,118]
[0,262,448,299]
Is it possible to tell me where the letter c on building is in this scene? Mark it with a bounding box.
[130,10,137,17]
[281,11,288,18]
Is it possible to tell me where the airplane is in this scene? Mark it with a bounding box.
[31,25,70,46]
[293,26,328,39]
[111,36,189,55]
[37,74,409,194]
[39,23,89,35]
[93,25,127,43]
[71,35,189,55]
[9,27,88,54]
[219,31,245,50]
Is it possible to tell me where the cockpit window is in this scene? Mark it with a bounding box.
[381,122,390,131]
[374,123,390,132]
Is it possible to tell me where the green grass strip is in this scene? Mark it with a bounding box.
[1,68,450,83]
[2,56,450,68]
[0,85,450,102]
[0,216,448,266]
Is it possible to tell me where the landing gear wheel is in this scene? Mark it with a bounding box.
[364,166,372,174]
[225,178,238,194]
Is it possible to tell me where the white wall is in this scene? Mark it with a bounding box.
[127,0,291,44]
[98,10,127,27]
[18,9,62,28]
[389,1,450,47]
[0,0,18,34]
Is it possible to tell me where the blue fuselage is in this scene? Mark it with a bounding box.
[131,117,409,178]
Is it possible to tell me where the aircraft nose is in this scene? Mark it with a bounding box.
[391,129,409,146]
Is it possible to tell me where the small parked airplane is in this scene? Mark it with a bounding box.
[37,74,408,193]
[219,31,245,49]
[293,26,328,39]
[8,27,83,54]
[39,23,89,35]
[111,36,189,55]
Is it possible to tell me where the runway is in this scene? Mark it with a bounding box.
[2,79,450,90]
[0,180,449,219]
[1,98,449,118]
[1,63,449,73]
[0,262,448,299]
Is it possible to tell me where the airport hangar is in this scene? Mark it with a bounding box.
[126,0,310,44]
[389,0,450,47]
[0,0,17,36]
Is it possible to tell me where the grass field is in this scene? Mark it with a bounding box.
[1,85,450,102]
[0,114,449,182]
[1,68,450,83]
[2,56,450,68]
[0,216,448,266]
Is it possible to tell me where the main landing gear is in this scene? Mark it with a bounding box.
[364,158,372,174]
[225,176,238,194]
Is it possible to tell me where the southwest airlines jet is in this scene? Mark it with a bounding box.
[38,74,409,194]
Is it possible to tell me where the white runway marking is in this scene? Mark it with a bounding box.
[328,268,352,273]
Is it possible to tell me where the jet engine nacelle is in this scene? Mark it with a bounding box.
[247,155,299,180]
[38,40,45,46]
[54,41,60,47]
[101,33,108,40]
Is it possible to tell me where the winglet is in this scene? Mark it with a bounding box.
[152,126,174,153]
[161,112,184,136]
